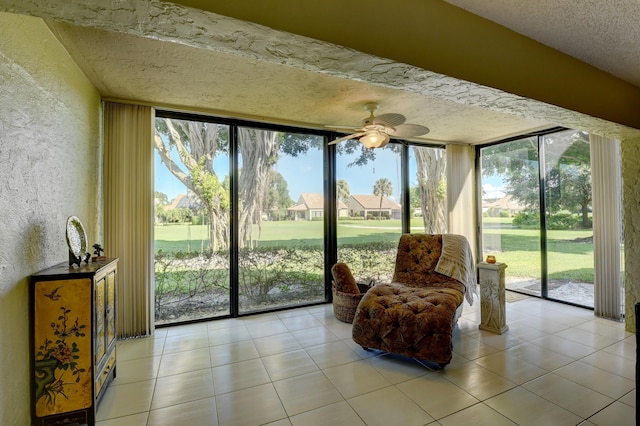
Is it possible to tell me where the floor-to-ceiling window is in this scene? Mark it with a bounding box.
[542,130,594,306]
[335,143,403,284]
[237,127,325,314]
[154,115,231,324]
[153,110,448,325]
[154,112,328,324]
[409,145,447,234]
[478,129,595,308]
[479,136,543,298]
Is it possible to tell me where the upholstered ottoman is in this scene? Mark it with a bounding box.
[352,282,465,366]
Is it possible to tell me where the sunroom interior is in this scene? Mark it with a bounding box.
[3,1,640,424]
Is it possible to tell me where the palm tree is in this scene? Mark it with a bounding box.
[337,179,350,217]
[373,178,393,220]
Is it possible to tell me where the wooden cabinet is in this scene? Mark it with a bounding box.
[30,259,118,426]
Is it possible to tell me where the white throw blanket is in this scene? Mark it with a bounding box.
[434,234,477,305]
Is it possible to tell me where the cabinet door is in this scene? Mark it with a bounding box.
[94,277,106,366]
[33,278,93,417]
[106,271,116,348]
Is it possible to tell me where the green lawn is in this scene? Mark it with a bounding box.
[155,219,406,251]
[482,219,595,282]
[155,218,597,282]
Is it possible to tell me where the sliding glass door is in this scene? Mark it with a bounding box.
[153,110,451,325]
[154,116,327,323]
[237,127,325,314]
[479,137,542,298]
[542,130,593,306]
[154,116,231,324]
[479,129,595,308]
[409,145,447,234]
[335,143,402,285]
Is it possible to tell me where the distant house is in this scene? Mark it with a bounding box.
[482,194,524,216]
[167,193,202,210]
[288,193,348,220]
[349,194,401,219]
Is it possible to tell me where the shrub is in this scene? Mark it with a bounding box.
[154,249,230,322]
[512,211,539,228]
[154,241,399,322]
[546,210,580,230]
[337,240,398,284]
[513,210,581,230]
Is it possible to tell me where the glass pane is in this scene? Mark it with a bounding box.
[154,117,231,325]
[480,137,542,297]
[237,128,325,313]
[542,130,593,307]
[409,145,447,233]
[336,142,402,285]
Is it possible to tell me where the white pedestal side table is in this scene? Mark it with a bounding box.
[478,261,508,334]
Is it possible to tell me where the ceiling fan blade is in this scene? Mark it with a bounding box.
[328,132,367,145]
[373,113,406,128]
[388,123,430,138]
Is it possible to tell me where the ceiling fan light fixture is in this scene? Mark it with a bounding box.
[359,131,389,148]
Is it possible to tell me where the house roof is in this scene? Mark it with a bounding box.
[483,194,524,211]
[287,204,308,212]
[288,193,347,211]
[168,193,202,210]
[299,193,324,210]
[350,194,401,210]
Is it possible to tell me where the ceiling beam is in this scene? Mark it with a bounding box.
[170,0,640,130]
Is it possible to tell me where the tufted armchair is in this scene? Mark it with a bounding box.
[393,234,467,293]
[351,234,473,367]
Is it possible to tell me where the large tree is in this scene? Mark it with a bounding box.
[336,179,350,216]
[373,178,393,220]
[263,170,293,220]
[154,118,230,250]
[481,130,592,227]
[413,146,447,233]
[155,119,322,249]
[237,128,280,248]
[237,129,323,247]
[338,142,447,229]
[543,132,592,227]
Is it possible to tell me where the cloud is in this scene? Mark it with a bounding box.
[482,183,505,199]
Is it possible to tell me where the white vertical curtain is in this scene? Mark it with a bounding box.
[446,144,477,255]
[590,134,623,321]
[104,102,155,338]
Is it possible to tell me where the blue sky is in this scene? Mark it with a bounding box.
[155,146,506,203]
[482,176,506,199]
[155,146,406,203]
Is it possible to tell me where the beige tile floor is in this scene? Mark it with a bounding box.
[96,297,636,426]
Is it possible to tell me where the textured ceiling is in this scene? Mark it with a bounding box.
[47,21,550,145]
[7,0,640,145]
[445,0,640,88]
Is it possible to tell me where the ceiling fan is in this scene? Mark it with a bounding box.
[327,102,430,148]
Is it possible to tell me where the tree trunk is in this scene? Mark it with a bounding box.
[154,119,230,250]
[238,128,279,248]
[582,201,590,228]
[414,147,447,233]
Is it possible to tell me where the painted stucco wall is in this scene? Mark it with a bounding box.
[622,137,640,332]
[0,12,101,425]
